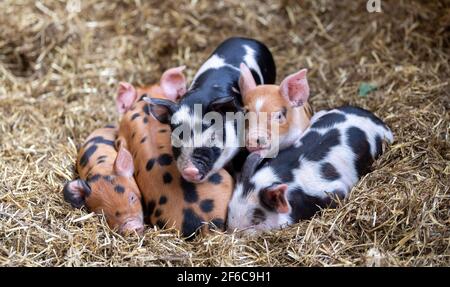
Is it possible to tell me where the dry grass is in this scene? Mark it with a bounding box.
[0,0,449,266]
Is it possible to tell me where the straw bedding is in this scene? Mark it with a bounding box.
[0,0,449,266]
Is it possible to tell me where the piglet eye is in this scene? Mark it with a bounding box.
[129,193,137,204]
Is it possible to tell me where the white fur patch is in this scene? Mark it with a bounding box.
[251,166,278,192]
[190,54,240,89]
[243,45,264,84]
[171,105,191,125]
[254,98,265,113]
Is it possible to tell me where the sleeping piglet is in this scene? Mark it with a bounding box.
[227,106,394,234]
[239,63,313,157]
[63,127,144,234]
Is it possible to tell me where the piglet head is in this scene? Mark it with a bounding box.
[239,63,311,155]
[64,146,144,235]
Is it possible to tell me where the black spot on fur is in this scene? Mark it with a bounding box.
[347,127,373,177]
[182,208,203,238]
[289,187,333,222]
[303,129,340,161]
[172,146,181,159]
[140,136,147,143]
[374,135,383,159]
[180,177,198,203]
[131,113,140,121]
[339,106,387,128]
[143,104,150,116]
[79,145,97,167]
[208,173,223,185]
[147,200,156,216]
[191,147,222,176]
[311,112,346,129]
[146,158,156,171]
[199,199,214,213]
[97,155,107,161]
[159,196,167,205]
[114,185,125,193]
[162,172,173,184]
[115,211,121,217]
[157,153,173,166]
[87,174,101,183]
[320,162,340,181]
[251,208,266,225]
[209,218,225,230]
[154,209,162,217]
[103,175,114,182]
[83,136,115,148]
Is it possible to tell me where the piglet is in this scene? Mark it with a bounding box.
[227,106,394,234]
[116,67,234,238]
[239,63,313,156]
[64,127,144,235]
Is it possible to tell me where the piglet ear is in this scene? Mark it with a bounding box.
[160,66,187,102]
[63,179,91,208]
[260,183,290,214]
[114,146,134,177]
[239,63,257,97]
[117,82,138,114]
[279,69,309,107]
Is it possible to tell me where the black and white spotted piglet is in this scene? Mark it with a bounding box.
[227,106,394,233]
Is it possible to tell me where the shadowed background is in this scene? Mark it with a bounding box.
[0,0,449,266]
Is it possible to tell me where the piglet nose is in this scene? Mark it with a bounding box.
[182,167,201,181]
[120,219,144,235]
[256,137,266,146]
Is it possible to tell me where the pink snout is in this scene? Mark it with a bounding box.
[120,218,144,235]
[181,167,202,182]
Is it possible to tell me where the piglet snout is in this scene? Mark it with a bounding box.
[120,218,144,235]
[181,167,201,182]
[247,134,271,152]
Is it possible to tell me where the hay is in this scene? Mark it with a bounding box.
[0,0,449,266]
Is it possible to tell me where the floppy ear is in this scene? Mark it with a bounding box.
[143,97,177,124]
[260,183,290,213]
[63,179,91,208]
[114,146,134,177]
[116,82,138,114]
[279,69,309,107]
[209,96,241,115]
[239,63,257,98]
[160,66,187,102]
